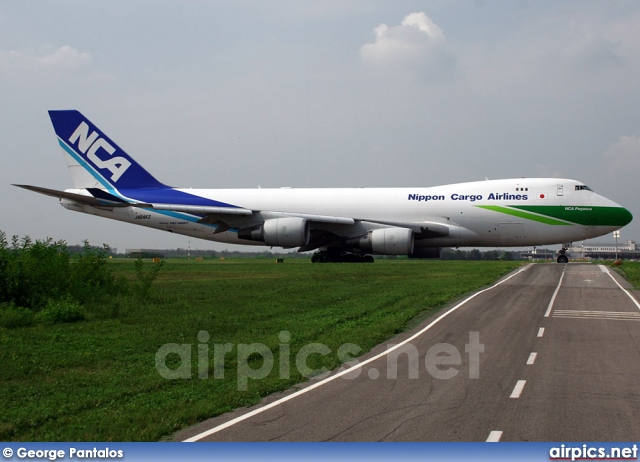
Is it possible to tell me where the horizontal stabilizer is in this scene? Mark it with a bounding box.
[13,184,136,207]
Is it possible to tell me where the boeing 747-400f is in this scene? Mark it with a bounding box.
[15,110,633,263]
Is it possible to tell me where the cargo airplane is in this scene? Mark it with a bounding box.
[15,110,633,263]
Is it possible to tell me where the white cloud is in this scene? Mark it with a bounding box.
[360,12,454,79]
[0,46,91,77]
[38,45,91,68]
[400,12,444,40]
[0,45,109,96]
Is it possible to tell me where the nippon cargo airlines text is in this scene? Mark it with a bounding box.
[408,193,529,202]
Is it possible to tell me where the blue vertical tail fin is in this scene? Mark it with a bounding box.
[49,110,168,190]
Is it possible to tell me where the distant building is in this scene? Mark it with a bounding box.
[520,248,556,260]
[569,240,640,260]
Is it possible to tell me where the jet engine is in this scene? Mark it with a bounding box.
[355,227,414,255]
[238,217,310,247]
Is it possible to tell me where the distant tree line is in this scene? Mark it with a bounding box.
[128,248,523,260]
[159,248,310,259]
[65,245,523,261]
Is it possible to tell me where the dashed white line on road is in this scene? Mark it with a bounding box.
[486,430,503,442]
[510,380,526,398]
[526,352,537,365]
[537,327,545,337]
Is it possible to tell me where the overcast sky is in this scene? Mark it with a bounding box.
[2,1,639,253]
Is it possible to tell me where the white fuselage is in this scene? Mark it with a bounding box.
[62,178,630,250]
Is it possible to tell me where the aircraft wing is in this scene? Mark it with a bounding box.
[151,205,450,240]
[360,219,450,238]
[139,203,253,216]
[189,207,449,237]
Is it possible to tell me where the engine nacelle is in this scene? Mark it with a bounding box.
[263,217,310,247]
[409,247,442,259]
[356,227,414,255]
[238,217,310,247]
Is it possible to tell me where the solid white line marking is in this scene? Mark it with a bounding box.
[526,352,537,365]
[537,327,545,337]
[486,430,503,442]
[599,265,640,311]
[183,266,531,442]
[544,269,565,317]
[510,380,526,398]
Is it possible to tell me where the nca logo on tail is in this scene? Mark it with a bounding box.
[69,122,131,182]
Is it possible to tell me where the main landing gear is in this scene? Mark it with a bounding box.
[557,246,569,264]
[311,251,375,263]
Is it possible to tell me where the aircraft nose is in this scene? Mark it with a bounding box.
[617,206,633,227]
[602,199,633,227]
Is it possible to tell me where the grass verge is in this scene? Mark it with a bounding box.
[611,261,640,288]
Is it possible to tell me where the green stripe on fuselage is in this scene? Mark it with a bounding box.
[476,205,633,227]
[476,206,572,225]
[512,205,633,226]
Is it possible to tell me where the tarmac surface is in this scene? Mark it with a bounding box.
[178,263,640,442]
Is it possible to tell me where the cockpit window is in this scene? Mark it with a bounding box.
[575,185,593,191]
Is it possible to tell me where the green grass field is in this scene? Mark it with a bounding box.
[614,261,640,288]
[0,259,522,441]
